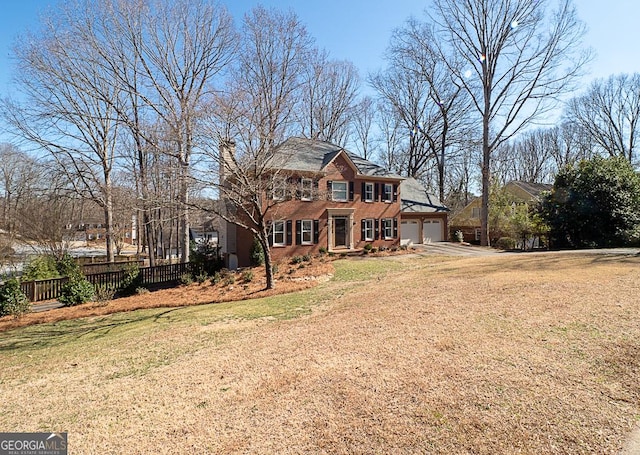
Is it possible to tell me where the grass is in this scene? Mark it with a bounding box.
[1,252,640,454]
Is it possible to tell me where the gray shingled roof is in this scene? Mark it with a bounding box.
[400,178,448,213]
[270,137,402,179]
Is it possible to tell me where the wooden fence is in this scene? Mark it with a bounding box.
[20,262,193,303]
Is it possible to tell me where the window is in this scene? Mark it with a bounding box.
[271,177,288,200]
[382,183,393,202]
[382,218,394,239]
[331,181,348,202]
[300,178,313,201]
[362,219,375,241]
[363,182,374,202]
[300,219,313,244]
[471,207,481,218]
[272,220,286,246]
[475,228,482,241]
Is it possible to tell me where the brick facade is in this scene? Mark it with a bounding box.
[234,153,402,266]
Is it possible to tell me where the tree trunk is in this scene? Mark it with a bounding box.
[260,233,275,290]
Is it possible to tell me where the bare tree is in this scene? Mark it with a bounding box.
[565,73,640,165]
[546,122,595,169]
[431,0,590,245]
[0,144,39,233]
[204,7,315,290]
[352,96,377,160]
[299,49,360,145]
[493,128,555,184]
[3,3,124,262]
[377,17,473,202]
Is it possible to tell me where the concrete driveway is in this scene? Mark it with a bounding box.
[412,242,502,257]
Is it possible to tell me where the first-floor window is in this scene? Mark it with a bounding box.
[382,218,394,239]
[272,220,286,246]
[362,218,375,241]
[475,228,482,241]
[300,219,313,244]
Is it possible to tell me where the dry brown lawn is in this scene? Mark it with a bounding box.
[1,251,639,454]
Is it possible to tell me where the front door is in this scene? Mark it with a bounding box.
[333,217,348,248]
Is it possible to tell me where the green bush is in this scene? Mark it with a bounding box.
[22,255,59,281]
[0,278,30,318]
[195,270,208,284]
[302,253,312,262]
[180,273,193,286]
[363,243,373,252]
[94,284,116,306]
[59,277,95,307]
[56,253,81,278]
[495,237,516,250]
[250,238,265,266]
[318,247,327,255]
[242,270,254,282]
[118,264,142,297]
[290,255,303,264]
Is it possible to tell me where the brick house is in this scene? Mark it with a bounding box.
[223,137,414,267]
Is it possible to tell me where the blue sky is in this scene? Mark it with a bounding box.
[1,0,639,130]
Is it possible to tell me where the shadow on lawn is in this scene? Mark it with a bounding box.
[0,307,182,352]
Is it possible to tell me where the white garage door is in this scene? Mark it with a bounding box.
[401,220,420,246]
[422,220,442,243]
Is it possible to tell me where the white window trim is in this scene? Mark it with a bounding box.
[364,182,374,202]
[272,177,287,201]
[383,183,393,202]
[331,181,348,202]
[471,207,481,219]
[272,220,286,246]
[300,219,313,245]
[475,228,482,241]
[382,218,393,239]
[301,178,313,201]
[363,219,375,241]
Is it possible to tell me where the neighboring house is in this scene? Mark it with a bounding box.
[449,180,552,244]
[400,178,449,245]
[223,137,407,267]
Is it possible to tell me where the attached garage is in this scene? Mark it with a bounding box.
[400,178,449,244]
[401,220,420,246]
[422,219,442,243]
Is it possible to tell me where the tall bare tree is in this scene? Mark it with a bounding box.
[299,49,360,145]
[205,6,315,290]
[565,73,640,166]
[376,17,473,202]
[352,96,377,160]
[431,0,590,245]
[0,144,39,233]
[3,3,124,261]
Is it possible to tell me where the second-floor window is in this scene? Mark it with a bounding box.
[271,177,288,200]
[472,207,481,218]
[363,182,374,202]
[382,183,393,202]
[331,181,348,202]
[300,178,313,201]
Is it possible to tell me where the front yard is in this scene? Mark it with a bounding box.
[0,252,639,453]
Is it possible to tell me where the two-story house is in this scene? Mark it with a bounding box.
[223,137,409,267]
